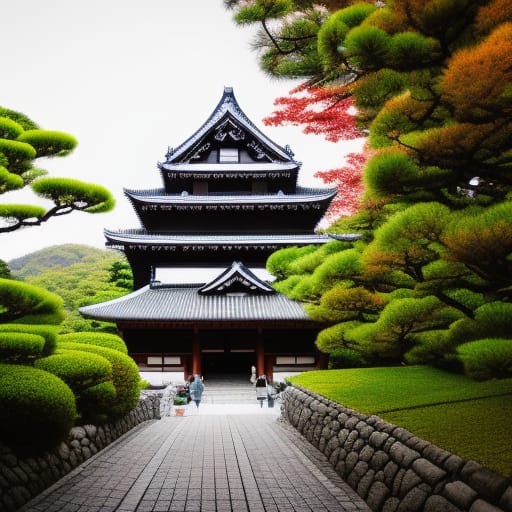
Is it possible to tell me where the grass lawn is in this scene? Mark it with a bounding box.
[289,366,512,477]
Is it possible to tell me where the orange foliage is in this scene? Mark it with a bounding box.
[416,122,503,168]
[475,0,512,35]
[442,221,512,267]
[441,23,512,123]
[263,84,361,142]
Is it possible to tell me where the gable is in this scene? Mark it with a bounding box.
[198,261,275,296]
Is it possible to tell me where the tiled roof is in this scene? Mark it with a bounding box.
[79,285,310,322]
[165,87,296,164]
[123,186,338,205]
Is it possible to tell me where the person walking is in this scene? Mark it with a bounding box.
[189,374,204,409]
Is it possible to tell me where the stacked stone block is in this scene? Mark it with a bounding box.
[282,386,511,512]
[0,395,160,512]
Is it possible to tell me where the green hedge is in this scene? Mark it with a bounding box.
[0,332,46,363]
[0,323,58,355]
[0,363,76,451]
[58,332,128,354]
[58,342,140,418]
[0,278,64,325]
[34,349,112,392]
[457,338,512,380]
[78,381,117,423]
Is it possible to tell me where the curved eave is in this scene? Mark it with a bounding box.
[104,230,334,246]
[158,162,300,173]
[167,87,295,163]
[123,187,338,206]
[79,285,313,323]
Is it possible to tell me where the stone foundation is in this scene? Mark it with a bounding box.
[282,385,512,512]
[0,395,160,512]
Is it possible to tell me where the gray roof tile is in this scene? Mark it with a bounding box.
[79,285,311,322]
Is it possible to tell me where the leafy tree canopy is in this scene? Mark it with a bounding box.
[0,107,114,233]
[242,0,512,377]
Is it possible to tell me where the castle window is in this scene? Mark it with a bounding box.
[219,148,239,163]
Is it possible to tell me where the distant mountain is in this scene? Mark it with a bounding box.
[8,244,118,279]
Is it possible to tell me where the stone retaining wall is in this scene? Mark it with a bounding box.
[0,395,160,512]
[282,385,512,512]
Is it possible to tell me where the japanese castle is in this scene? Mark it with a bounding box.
[80,87,344,384]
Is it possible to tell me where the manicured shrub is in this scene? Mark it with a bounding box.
[328,348,366,369]
[457,338,512,381]
[78,381,117,423]
[0,323,58,355]
[0,332,46,363]
[0,278,64,325]
[58,342,140,418]
[57,331,128,354]
[34,349,113,392]
[0,363,76,451]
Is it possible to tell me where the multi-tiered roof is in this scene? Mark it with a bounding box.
[105,87,339,289]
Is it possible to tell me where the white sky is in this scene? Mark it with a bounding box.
[1,0,362,262]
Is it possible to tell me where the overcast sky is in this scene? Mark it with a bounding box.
[1,0,362,262]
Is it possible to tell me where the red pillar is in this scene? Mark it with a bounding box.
[265,355,274,383]
[192,327,201,377]
[256,328,265,377]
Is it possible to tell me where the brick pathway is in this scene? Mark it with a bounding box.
[20,409,370,512]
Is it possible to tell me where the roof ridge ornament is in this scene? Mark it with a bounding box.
[198,261,275,296]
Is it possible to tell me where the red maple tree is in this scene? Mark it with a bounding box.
[263,84,361,142]
[264,84,367,223]
[315,150,368,224]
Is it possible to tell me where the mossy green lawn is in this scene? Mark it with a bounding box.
[289,367,512,476]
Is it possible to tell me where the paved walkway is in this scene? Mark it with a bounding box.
[20,405,370,512]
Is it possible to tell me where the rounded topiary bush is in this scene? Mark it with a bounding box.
[0,363,76,451]
[0,332,46,363]
[57,331,128,354]
[78,381,117,424]
[34,349,113,392]
[58,342,140,418]
[0,323,58,355]
[457,338,512,380]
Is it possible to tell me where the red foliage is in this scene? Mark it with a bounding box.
[315,151,367,223]
[263,84,361,142]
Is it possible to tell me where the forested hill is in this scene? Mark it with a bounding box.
[8,244,118,279]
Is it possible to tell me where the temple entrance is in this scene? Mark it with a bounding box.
[201,350,255,376]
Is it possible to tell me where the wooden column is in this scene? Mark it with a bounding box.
[265,355,274,383]
[256,328,265,377]
[192,327,201,377]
